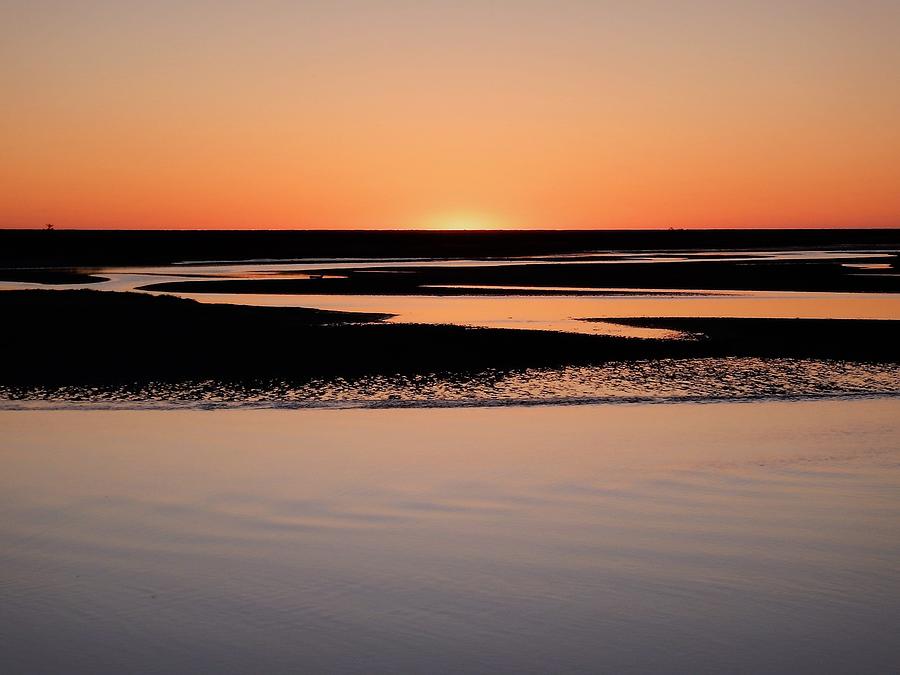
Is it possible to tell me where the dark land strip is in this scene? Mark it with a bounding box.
[586,317,900,363]
[0,270,109,284]
[1,290,898,386]
[140,256,900,294]
[3,229,900,268]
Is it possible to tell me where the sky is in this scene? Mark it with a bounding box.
[2,0,899,230]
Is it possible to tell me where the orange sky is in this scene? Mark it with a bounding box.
[2,1,899,230]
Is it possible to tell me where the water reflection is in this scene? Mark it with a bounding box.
[2,250,898,337]
[2,400,900,673]
[153,289,900,339]
[3,358,899,409]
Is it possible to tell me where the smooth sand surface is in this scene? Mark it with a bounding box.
[2,400,900,673]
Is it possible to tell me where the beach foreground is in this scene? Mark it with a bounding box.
[2,400,899,674]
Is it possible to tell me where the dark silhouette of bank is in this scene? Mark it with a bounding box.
[2,228,899,269]
[1,290,897,387]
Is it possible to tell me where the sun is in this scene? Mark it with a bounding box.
[420,212,509,231]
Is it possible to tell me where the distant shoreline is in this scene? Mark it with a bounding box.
[3,228,899,269]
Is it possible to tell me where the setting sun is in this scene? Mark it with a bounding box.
[421,213,510,231]
[4,2,899,230]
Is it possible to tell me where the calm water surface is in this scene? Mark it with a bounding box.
[2,400,899,673]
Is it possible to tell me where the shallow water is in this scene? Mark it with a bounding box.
[3,249,899,337]
[185,289,900,338]
[2,399,900,673]
[2,358,900,410]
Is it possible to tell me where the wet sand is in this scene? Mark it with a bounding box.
[2,399,899,674]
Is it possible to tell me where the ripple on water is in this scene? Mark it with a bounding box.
[1,357,899,409]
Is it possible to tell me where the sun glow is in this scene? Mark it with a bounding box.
[3,2,900,230]
[421,213,510,231]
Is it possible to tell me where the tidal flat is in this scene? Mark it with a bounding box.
[2,231,900,673]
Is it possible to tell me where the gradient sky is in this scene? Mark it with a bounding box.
[2,0,899,229]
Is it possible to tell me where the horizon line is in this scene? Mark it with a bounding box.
[2,226,900,233]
